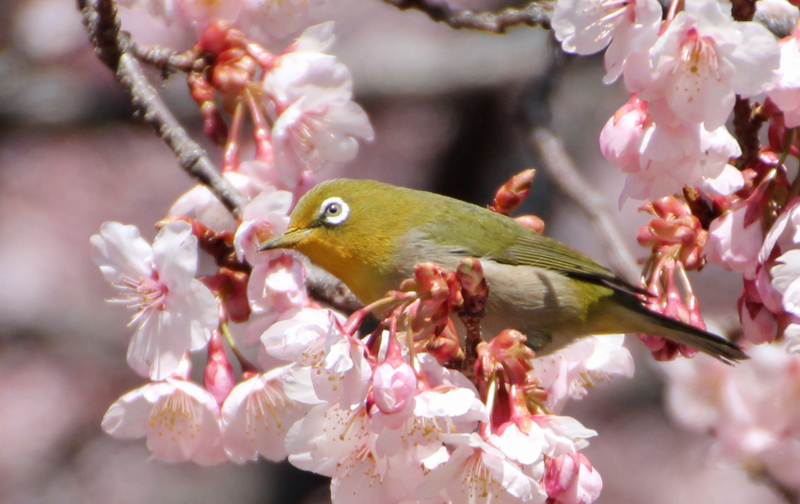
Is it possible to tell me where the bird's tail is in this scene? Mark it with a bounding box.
[622,301,748,364]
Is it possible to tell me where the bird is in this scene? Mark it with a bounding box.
[258,178,747,363]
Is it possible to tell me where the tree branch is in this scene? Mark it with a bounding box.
[525,127,641,283]
[78,0,247,217]
[383,0,553,32]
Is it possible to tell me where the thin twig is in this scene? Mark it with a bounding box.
[78,0,246,217]
[383,0,553,32]
[127,39,208,74]
[525,127,641,283]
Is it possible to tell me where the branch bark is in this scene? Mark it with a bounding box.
[383,0,553,32]
[525,127,641,283]
[78,0,246,217]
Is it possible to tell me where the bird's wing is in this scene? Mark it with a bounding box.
[488,232,652,298]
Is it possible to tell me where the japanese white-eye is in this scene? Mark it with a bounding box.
[259,178,746,363]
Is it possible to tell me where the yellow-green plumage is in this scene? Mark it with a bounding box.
[261,178,747,363]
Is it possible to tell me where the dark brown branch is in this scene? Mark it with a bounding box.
[78,0,246,217]
[733,97,765,170]
[383,0,552,32]
[731,0,756,22]
[525,127,641,283]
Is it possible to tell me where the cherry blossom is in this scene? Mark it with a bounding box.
[661,346,800,494]
[257,306,342,362]
[102,374,227,465]
[552,0,661,84]
[232,186,293,265]
[247,253,308,314]
[417,433,547,504]
[270,92,374,188]
[769,20,800,127]
[169,168,269,233]
[529,334,634,411]
[91,221,218,380]
[261,23,374,188]
[625,0,780,129]
[706,201,764,277]
[600,96,742,204]
[371,359,417,416]
[371,355,488,456]
[543,453,603,504]
[221,365,309,463]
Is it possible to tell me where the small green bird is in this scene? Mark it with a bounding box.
[259,178,746,363]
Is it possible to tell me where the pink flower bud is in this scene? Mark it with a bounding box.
[544,453,602,504]
[204,332,236,407]
[488,169,535,215]
[372,359,417,415]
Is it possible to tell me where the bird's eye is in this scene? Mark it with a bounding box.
[319,197,349,226]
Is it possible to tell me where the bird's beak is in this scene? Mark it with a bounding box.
[258,228,312,252]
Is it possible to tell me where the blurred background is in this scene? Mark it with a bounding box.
[0,0,781,502]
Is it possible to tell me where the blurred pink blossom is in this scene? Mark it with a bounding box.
[662,345,800,494]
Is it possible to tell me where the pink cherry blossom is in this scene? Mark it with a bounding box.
[232,187,292,265]
[261,24,374,188]
[706,201,764,277]
[601,96,742,205]
[599,94,649,174]
[371,355,487,454]
[221,365,309,463]
[371,359,417,415]
[256,306,343,362]
[529,334,634,411]
[310,322,372,408]
[552,0,661,84]
[102,376,227,465]
[247,253,308,314]
[417,433,547,504]
[286,402,370,476]
[91,221,218,380]
[739,286,780,345]
[745,199,800,348]
[625,0,779,129]
[543,453,603,504]
[204,331,236,406]
[169,170,265,233]
[271,92,374,188]
[769,21,800,127]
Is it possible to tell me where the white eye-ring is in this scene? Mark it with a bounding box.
[319,197,349,226]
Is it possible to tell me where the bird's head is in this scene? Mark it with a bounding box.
[259,178,412,303]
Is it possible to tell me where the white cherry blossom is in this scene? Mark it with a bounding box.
[552,0,661,84]
[102,377,227,465]
[91,221,218,380]
[769,22,800,127]
[221,365,309,463]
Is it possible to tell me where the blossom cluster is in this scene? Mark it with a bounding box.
[555,0,800,492]
[87,14,644,503]
[92,173,635,502]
